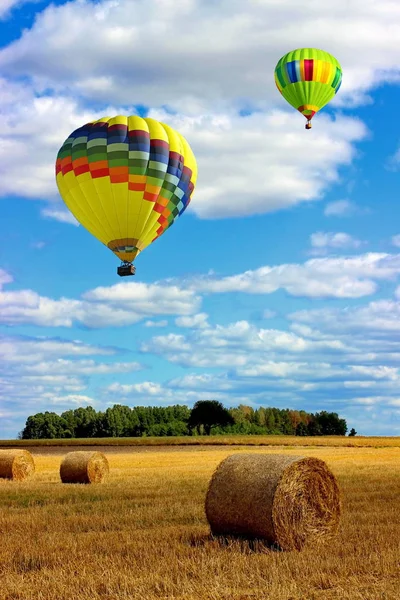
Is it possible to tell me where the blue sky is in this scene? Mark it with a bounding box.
[1,0,400,439]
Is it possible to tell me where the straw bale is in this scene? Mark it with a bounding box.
[205,453,341,551]
[60,451,109,484]
[0,449,35,481]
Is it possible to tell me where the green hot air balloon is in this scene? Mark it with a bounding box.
[274,48,342,129]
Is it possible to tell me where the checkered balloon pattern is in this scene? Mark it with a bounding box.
[55,116,198,263]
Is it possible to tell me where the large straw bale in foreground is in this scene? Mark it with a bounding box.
[205,453,341,551]
[0,449,35,481]
[60,451,109,484]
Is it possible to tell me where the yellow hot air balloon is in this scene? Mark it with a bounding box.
[55,115,198,276]
[274,48,342,129]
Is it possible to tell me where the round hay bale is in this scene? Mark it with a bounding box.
[205,453,341,551]
[60,451,109,484]
[0,449,35,481]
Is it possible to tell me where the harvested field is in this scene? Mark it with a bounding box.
[0,444,399,600]
[0,434,399,448]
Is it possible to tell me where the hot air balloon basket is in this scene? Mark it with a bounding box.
[117,263,136,277]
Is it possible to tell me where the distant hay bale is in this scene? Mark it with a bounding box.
[0,449,35,481]
[205,453,341,551]
[60,451,109,484]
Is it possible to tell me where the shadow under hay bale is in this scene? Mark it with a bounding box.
[60,451,109,484]
[0,449,35,481]
[184,531,281,554]
[205,453,341,552]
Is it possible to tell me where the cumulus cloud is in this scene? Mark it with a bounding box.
[132,309,400,435]
[0,77,367,221]
[262,309,276,319]
[143,320,168,328]
[1,0,396,223]
[3,252,400,332]
[150,109,367,219]
[0,334,116,363]
[175,313,210,329]
[0,90,105,201]
[391,234,400,247]
[141,320,351,369]
[0,0,36,19]
[43,393,98,407]
[188,252,400,299]
[324,200,358,216]
[23,358,143,376]
[309,231,364,255]
[103,379,227,406]
[0,269,13,288]
[41,207,79,226]
[1,0,400,110]
[386,146,400,171]
[0,333,145,437]
[0,271,201,328]
[290,299,400,338]
[0,335,142,381]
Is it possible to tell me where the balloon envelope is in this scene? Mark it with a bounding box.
[55,116,197,264]
[274,48,342,123]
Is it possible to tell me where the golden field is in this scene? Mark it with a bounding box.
[1,434,400,448]
[0,442,399,600]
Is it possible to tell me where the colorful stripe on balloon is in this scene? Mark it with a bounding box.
[274,59,342,93]
[55,118,196,258]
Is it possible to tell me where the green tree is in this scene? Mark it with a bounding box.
[296,422,308,436]
[348,428,357,437]
[314,411,347,436]
[188,400,234,435]
[73,407,99,437]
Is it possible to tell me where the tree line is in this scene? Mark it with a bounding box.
[19,401,350,439]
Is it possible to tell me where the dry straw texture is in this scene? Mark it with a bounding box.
[0,449,35,481]
[60,451,109,484]
[205,453,341,551]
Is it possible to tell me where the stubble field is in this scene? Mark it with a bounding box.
[0,441,399,600]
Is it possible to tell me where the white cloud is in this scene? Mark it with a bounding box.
[0,335,116,364]
[141,319,350,369]
[262,309,276,319]
[0,0,36,19]
[3,252,400,333]
[175,313,210,329]
[392,234,400,247]
[4,1,400,223]
[31,241,46,249]
[41,208,79,226]
[151,109,367,219]
[310,232,363,249]
[0,333,145,436]
[103,379,226,406]
[23,358,143,376]
[324,200,357,216]
[0,271,201,328]
[0,335,137,389]
[0,269,13,288]
[2,0,400,110]
[0,77,368,221]
[0,91,105,201]
[106,381,164,396]
[309,231,364,255]
[144,320,168,328]
[386,146,400,171]
[290,299,400,337]
[44,394,98,407]
[189,252,400,299]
